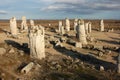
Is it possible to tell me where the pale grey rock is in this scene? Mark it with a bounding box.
[75,42,82,48]
[76,19,87,44]
[100,19,104,32]
[29,25,45,60]
[65,18,70,32]
[21,62,34,74]
[10,17,18,36]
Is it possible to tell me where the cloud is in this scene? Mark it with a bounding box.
[41,0,120,15]
[0,10,7,14]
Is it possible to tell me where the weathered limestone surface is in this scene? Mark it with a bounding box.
[76,19,87,44]
[21,16,28,30]
[75,42,82,48]
[29,25,45,60]
[88,22,92,33]
[58,21,62,32]
[85,22,89,34]
[60,26,65,35]
[74,19,78,31]
[21,62,34,74]
[30,20,35,27]
[65,18,70,31]
[10,17,18,36]
[100,19,104,32]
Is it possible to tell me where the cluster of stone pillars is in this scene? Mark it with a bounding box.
[9,16,45,60]
[85,22,92,35]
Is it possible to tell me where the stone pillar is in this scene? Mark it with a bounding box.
[88,22,92,33]
[30,20,35,27]
[76,19,87,44]
[85,22,89,35]
[100,20,104,32]
[58,21,62,32]
[10,17,18,36]
[118,53,120,73]
[29,25,45,60]
[74,19,78,31]
[60,26,65,35]
[65,18,70,31]
[21,16,28,30]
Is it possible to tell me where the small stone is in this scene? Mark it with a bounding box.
[9,48,15,53]
[60,37,67,43]
[0,48,6,55]
[21,62,34,74]
[19,50,24,56]
[55,41,62,47]
[105,50,112,55]
[75,42,82,48]
[74,58,80,63]
[100,66,104,71]
[80,62,84,65]
[98,51,104,57]
[94,45,103,51]
[56,64,62,70]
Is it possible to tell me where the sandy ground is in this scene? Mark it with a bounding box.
[0,20,119,80]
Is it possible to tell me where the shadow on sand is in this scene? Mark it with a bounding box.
[53,46,116,71]
[5,40,30,55]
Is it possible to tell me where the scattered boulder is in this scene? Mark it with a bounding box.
[9,48,15,53]
[55,40,63,47]
[98,51,104,57]
[75,42,82,48]
[99,66,104,71]
[107,28,114,32]
[93,45,103,51]
[18,50,24,56]
[105,50,112,55]
[67,39,75,46]
[60,37,67,43]
[87,36,94,42]
[21,62,34,74]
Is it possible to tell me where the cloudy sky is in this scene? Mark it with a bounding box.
[0,0,120,19]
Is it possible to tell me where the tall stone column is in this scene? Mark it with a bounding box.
[85,22,89,35]
[65,18,70,32]
[74,19,78,31]
[88,22,92,33]
[76,19,87,44]
[10,17,18,36]
[60,26,65,35]
[30,20,35,27]
[21,16,28,30]
[29,25,45,60]
[58,21,62,32]
[100,19,104,32]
